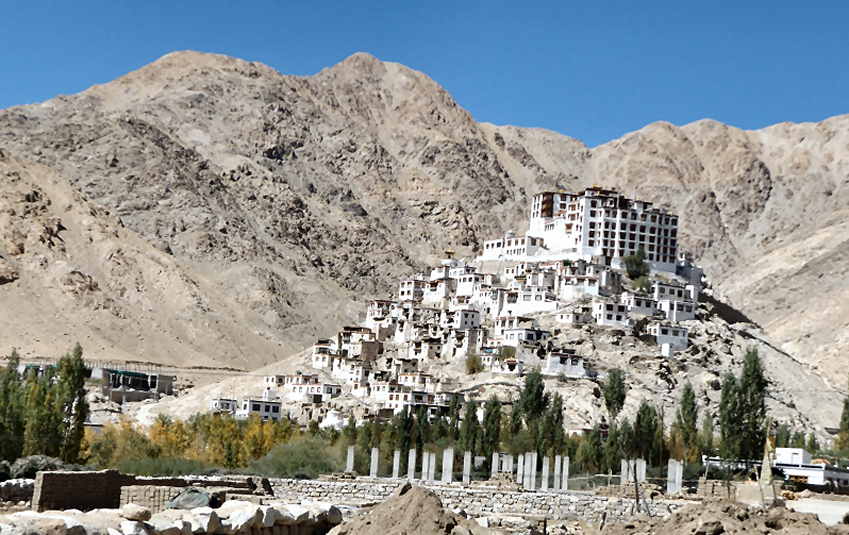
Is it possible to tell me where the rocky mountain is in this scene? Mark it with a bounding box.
[0,51,847,399]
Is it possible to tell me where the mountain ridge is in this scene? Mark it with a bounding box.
[0,50,847,392]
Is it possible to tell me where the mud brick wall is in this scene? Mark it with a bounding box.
[119,485,185,514]
[32,470,137,511]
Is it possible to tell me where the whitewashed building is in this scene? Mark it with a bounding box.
[235,389,283,421]
[658,299,696,322]
[647,323,689,352]
[479,231,545,262]
[621,292,658,316]
[528,186,680,272]
[545,351,587,377]
[210,396,237,414]
[592,300,629,327]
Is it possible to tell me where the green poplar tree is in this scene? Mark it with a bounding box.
[0,349,25,461]
[736,348,767,461]
[54,343,89,464]
[447,395,461,444]
[634,399,659,464]
[23,369,60,457]
[480,395,502,468]
[718,372,741,460]
[603,368,627,422]
[674,382,698,461]
[459,399,479,454]
[541,392,564,456]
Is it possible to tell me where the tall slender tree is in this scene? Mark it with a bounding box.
[480,395,502,467]
[459,399,479,454]
[54,343,89,464]
[737,348,768,461]
[541,392,564,455]
[674,382,698,462]
[603,368,627,422]
[0,349,24,461]
[718,372,741,460]
[447,395,461,444]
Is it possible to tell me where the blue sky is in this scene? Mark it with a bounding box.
[1,1,847,147]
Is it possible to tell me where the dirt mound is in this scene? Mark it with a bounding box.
[600,498,849,535]
[327,483,497,535]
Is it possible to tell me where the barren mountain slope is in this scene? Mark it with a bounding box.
[0,51,847,386]
[0,150,325,368]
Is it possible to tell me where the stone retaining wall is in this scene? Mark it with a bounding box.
[119,486,186,514]
[271,478,677,524]
[0,479,34,504]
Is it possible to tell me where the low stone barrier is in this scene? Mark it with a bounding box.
[271,478,679,524]
[0,480,34,504]
[0,499,342,535]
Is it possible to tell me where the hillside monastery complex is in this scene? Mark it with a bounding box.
[211,186,704,426]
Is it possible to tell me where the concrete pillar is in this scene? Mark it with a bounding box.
[422,450,431,482]
[666,459,677,494]
[392,450,401,479]
[463,451,472,485]
[563,456,570,491]
[443,448,454,484]
[346,446,355,473]
[524,452,533,489]
[429,452,437,482]
[408,449,417,481]
[530,451,538,490]
[369,447,379,478]
[636,458,646,482]
[541,456,550,491]
[508,454,514,473]
[516,454,524,485]
[554,455,562,491]
[491,452,499,477]
[676,461,683,494]
[619,459,631,486]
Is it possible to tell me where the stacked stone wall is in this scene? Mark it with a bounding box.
[119,486,185,514]
[0,479,34,503]
[271,478,677,523]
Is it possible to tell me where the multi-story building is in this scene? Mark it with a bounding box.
[528,186,680,271]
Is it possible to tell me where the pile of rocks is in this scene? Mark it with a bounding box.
[0,499,342,535]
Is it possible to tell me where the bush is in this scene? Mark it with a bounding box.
[623,247,650,280]
[465,354,484,374]
[114,457,212,476]
[0,461,10,482]
[497,346,516,361]
[11,455,66,478]
[247,436,341,479]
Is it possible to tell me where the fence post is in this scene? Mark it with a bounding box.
[392,450,400,479]
[463,451,472,485]
[346,446,355,473]
[541,456,550,491]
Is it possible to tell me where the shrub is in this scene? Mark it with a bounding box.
[11,455,66,478]
[633,275,651,293]
[623,247,650,280]
[465,354,484,374]
[0,461,10,482]
[497,346,516,362]
[247,436,341,479]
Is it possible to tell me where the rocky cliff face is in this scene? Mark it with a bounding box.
[0,51,847,390]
